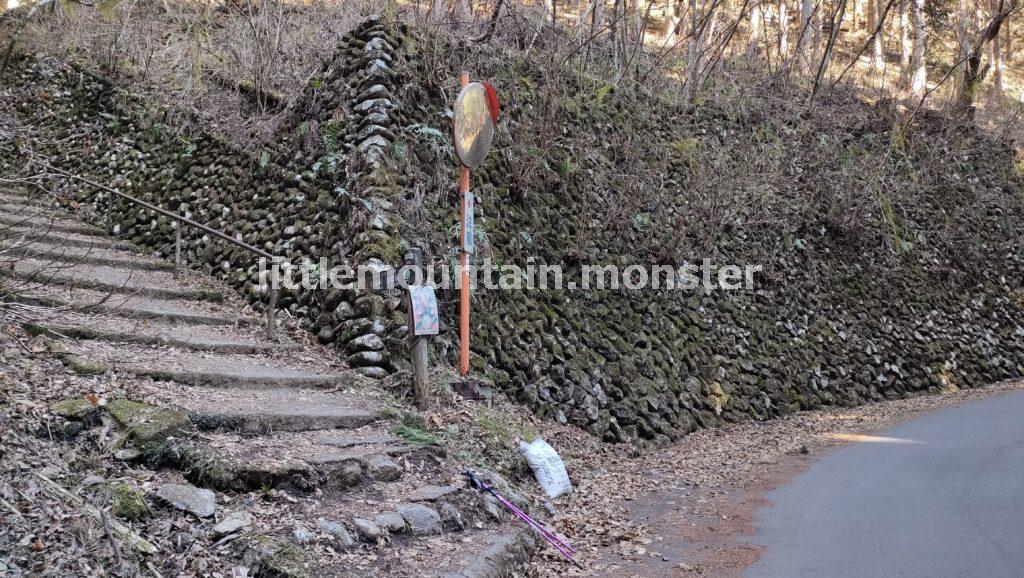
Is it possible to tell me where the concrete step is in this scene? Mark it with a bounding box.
[0,187,37,199]
[24,313,291,354]
[200,428,416,490]
[3,258,223,301]
[1,225,129,249]
[1,238,174,271]
[62,342,350,389]
[0,205,103,236]
[155,386,386,433]
[134,359,348,389]
[8,286,256,327]
[0,199,64,214]
[0,192,63,209]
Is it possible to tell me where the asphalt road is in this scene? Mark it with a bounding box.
[746,390,1024,578]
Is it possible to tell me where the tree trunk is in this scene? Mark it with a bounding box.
[899,0,911,85]
[779,0,790,57]
[1005,11,1013,61]
[811,0,847,97]
[853,0,864,29]
[798,0,817,70]
[684,0,701,99]
[956,0,1014,114]
[427,0,445,22]
[665,0,679,42]
[749,1,764,56]
[909,0,926,96]
[990,0,1004,88]
[451,0,472,25]
[868,0,883,67]
[632,0,645,37]
[473,0,507,41]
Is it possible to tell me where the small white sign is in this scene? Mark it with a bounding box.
[409,285,440,336]
[463,190,475,255]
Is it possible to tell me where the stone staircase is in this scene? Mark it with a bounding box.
[0,186,534,576]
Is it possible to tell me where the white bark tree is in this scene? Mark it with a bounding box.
[909,0,927,95]
[1005,12,1013,61]
[749,1,764,56]
[868,0,884,67]
[797,0,818,70]
[899,0,912,85]
[778,0,790,56]
[428,0,446,23]
[989,0,1005,87]
[451,0,473,25]
[666,0,679,43]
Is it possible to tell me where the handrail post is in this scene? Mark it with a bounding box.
[173,224,182,279]
[106,191,114,235]
[266,257,279,341]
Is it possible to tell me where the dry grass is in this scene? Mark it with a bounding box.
[2,0,1021,151]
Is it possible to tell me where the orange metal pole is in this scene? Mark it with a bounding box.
[459,71,471,377]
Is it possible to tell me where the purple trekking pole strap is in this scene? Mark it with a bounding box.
[463,470,581,566]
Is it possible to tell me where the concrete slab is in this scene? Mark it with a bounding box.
[200,429,412,488]
[8,286,253,326]
[1,238,173,271]
[0,207,104,236]
[132,359,348,389]
[24,314,292,354]
[171,387,383,433]
[0,193,62,209]
[0,225,130,249]
[62,341,350,389]
[4,257,222,301]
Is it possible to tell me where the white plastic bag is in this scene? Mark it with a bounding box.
[519,438,572,498]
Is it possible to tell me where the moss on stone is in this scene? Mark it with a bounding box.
[244,536,308,578]
[109,483,150,521]
[50,398,100,420]
[156,440,246,489]
[62,355,108,376]
[106,399,193,455]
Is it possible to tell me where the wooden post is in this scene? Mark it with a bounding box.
[458,71,471,378]
[266,257,279,341]
[106,191,114,235]
[406,247,430,409]
[173,224,182,279]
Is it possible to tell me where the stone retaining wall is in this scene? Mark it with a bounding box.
[4,17,1023,444]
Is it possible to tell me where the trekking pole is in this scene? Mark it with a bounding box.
[464,470,581,566]
[491,485,576,553]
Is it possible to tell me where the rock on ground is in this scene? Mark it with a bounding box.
[375,511,407,533]
[155,483,216,518]
[353,518,382,543]
[316,518,354,547]
[366,454,402,481]
[398,504,442,536]
[213,511,253,536]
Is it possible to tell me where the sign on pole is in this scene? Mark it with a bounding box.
[409,285,440,336]
[452,74,499,378]
[463,190,475,255]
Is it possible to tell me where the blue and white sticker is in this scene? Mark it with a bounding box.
[463,190,475,255]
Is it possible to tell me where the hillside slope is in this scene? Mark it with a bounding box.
[2,17,1023,445]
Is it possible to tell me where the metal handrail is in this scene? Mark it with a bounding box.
[2,146,280,339]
